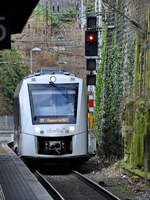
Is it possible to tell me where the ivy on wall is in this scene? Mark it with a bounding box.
[94,27,108,141]
[95,30,124,159]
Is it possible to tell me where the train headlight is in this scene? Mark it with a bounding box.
[50,76,56,83]
[69,126,75,132]
[35,126,40,133]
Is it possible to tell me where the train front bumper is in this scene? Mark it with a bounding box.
[20,132,88,160]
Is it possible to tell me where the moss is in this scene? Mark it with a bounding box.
[123,130,133,163]
[123,3,150,174]
[123,99,150,171]
[122,100,135,163]
[145,3,150,98]
[132,101,147,167]
[123,100,135,126]
[133,33,141,98]
[121,161,150,180]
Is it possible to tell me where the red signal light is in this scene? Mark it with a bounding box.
[88,34,94,41]
[85,30,98,56]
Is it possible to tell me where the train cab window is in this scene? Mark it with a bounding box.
[28,83,78,124]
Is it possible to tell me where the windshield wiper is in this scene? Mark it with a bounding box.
[49,82,56,87]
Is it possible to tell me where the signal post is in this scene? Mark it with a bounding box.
[85,16,97,154]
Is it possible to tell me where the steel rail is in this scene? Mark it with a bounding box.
[73,170,121,200]
[35,170,64,200]
[35,170,121,200]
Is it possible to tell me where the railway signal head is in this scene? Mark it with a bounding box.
[87,16,96,29]
[86,74,96,86]
[86,59,96,71]
[85,30,98,57]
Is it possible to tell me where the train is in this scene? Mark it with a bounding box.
[13,67,88,164]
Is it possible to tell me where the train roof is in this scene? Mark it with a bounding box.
[37,67,65,74]
[25,67,76,79]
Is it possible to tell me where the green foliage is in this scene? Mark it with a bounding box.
[84,0,95,14]
[59,8,77,23]
[94,27,108,140]
[52,7,77,28]
[85,4,95,16]
[0,44,28,114]
[102,36,123,158]
[32,4,53,26]
[95,30,124,159]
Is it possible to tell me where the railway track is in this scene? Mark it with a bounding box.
[35,170,121,200]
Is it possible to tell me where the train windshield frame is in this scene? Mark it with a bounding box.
[28,83,78,124]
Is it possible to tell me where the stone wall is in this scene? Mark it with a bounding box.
[108,0,149,100]
[120,0,150,171]
[101,0,150,170]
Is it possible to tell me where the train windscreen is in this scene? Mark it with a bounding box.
[28,83,78,124]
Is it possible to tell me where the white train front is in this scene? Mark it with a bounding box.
[13,67,88,162]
